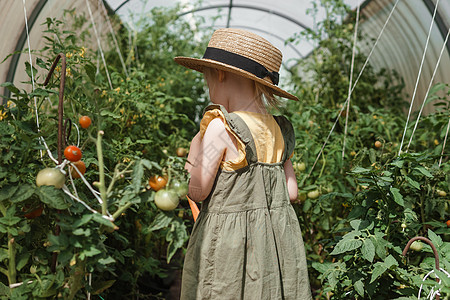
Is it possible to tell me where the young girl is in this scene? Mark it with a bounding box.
[174,28,312,299]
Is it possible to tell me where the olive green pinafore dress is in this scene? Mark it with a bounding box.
[181,105,312,300]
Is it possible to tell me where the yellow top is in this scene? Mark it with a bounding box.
[199,108,287,171]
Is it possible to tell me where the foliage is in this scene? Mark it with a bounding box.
[0,5,206,299]
[284,0,450,299]
[0,0,449,299]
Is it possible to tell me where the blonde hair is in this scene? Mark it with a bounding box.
[203,67,281,111]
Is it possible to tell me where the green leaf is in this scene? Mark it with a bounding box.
[354,279,364,296]
[72,228,91,236]
[72,214,93,228]
[330,231,363,255]
[91,280,116,295]
[120,249,135,257]
[427,229,443,248]
[141,159,162,171]
[136,139,153,144]
[370,262,386,283]
[16,253,30,271]
[82,246,102,257]
[37,186,69,209]
[0,185,19,201]
[84,63,96,82]
[0,248,8,262]
[415,166,433,178]
[36,57,47,69]
[0,82,20,94]
[25,61,38,79]
[361,238,375,262]
[148,212,173,232]
[384,254,398,269]
[390,187,404,206]
[92,214,115,228]
[0,206,21,226]
[166,220,188,263]
[98,257,115,265]
[351,166,371,174]
[390,159,404,168]
[11,185,35,203]
[132,160,144,193]
[350,219,361,230]
[404,176,420,190]
[100,110,121,119]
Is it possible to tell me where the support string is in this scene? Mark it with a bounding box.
[406,26,450,151]
[309,0,401,176]
[99,0,129,77]
[398,0,440,155]
[342,1,360,159]
[85,0,113,89]
[439,117,450,167]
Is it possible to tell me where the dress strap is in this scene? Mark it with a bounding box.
[203,104,258,165]
[273,115,296,163]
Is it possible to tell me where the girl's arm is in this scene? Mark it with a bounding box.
[284,159,298,202]
[185,118,231,202]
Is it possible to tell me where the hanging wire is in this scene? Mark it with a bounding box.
[99,0,129,77]
[439,118,450,167]
[406,26,450,152]
[85,0,113,89]
[398,0,440,155]
[342,1,360,159]
[309,0,401,176]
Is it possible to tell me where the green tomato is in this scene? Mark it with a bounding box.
[36,168,65,189]
[410,240,423,252]
[170,181,189,198]
[297,162,306,172]
[154,189,179,211]
[307,190,320,199]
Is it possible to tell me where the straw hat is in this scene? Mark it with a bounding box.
[174,28,298,101]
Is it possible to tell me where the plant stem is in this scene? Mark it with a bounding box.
[419,193,426,233]
[7,235,16,285]
[112,202,133,220]
[0,266,8,277]
[106,162,134,196]
[96,130,108,215]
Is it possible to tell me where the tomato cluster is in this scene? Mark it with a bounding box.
[149,175,188,211]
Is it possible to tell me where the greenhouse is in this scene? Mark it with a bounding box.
[0,0,449,299]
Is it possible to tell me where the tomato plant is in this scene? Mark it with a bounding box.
[64,145,82,162]
[79,115,92,129]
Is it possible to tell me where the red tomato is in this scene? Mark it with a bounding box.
[149,175,168,191]
[23,205,44,219]
[64,145,82,162]
[70,160,86,178]
[79,116,92,129]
